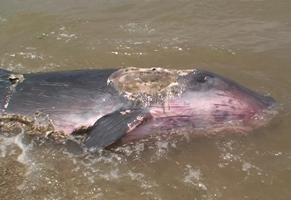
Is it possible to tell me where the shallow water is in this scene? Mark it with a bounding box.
[1,0,291,199]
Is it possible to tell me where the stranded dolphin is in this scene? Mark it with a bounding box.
[0,67,276,149]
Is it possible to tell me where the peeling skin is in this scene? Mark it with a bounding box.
[2,74,25,109]
[8,73,25,84]
[108,67,193,94]
[108,67,194,106]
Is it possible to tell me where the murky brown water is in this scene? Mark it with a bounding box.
[1,0,291,199]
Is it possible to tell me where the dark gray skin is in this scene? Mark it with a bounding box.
[0,69,133,142]
[0,68,276,149]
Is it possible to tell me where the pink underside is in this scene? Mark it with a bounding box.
[121,91,268,143]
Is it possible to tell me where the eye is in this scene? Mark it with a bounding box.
[190,72,215,91]
[195,74,207,83]
[177,70,215,92]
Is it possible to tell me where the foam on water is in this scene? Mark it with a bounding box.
[0,122,287,199]
[0,127,32,164]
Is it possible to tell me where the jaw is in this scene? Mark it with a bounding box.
[123,89,276,142]
[182,89,276,128]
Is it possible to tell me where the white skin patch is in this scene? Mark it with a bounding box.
[107,67,195,107]
[120,110,132,115]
